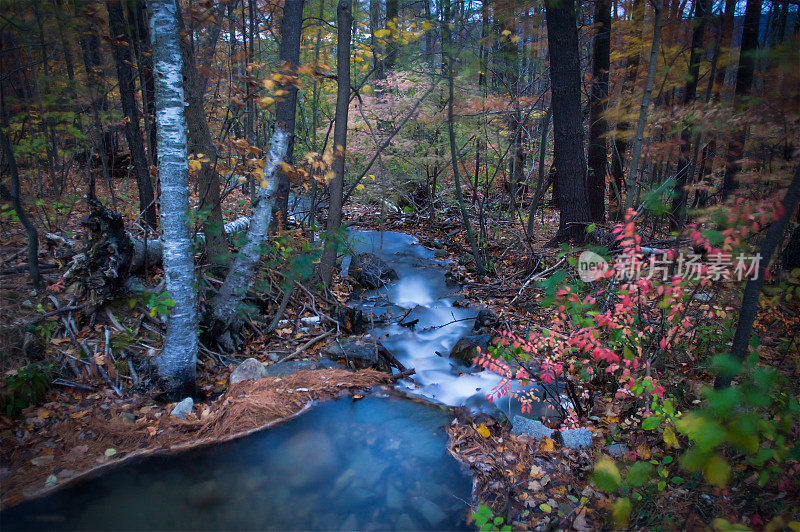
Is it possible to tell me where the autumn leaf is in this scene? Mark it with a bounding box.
[476,424,490,438]
[540,437,555,453]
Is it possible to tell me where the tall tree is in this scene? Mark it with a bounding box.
[384,0,399,70]
[177,12,228,265]
[609,0,644,220]
[671,0,711,229]
[588,0,611,222]
[444,0,484,273]
[107,0,158,229]
[544,0,593,242]
[274,0,306,228]
[625,0,664,212]
[721,0,763,199]
[149,0,199,398]
[0,127,41,290]
[318,0,353,286]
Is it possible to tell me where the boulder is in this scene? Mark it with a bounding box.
[264,358,339,377]
[349,253,398,289]
[449,334,491,366]
[322,338,392,373]
[510,416,554,439]
[229,358,268,385]
[170,397,193,419]
[559,428,593,449]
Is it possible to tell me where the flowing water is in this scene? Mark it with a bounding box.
[2,228,550,530]
[1,397,472,531]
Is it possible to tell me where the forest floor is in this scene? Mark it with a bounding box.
[1,193,799,529]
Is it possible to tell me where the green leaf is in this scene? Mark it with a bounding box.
[641,415,662,430]
[539,503,552,514]
[625,461,654,487]
[592,456,622,492]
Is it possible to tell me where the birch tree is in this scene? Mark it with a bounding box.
[149,0,199,397]
[208,129,289,350]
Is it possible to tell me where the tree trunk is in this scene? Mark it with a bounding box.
[544,0,592,243]
[609,0,643,220]
[274,0,306,229]
[0,127,41,290]
[208,129,289,349]
[127,0,158,166]
[625,0,664,212]
[588,0,611,222]
[107,0,158,229]
[527,105,552,235]
[149,0,199,399]
[384,0,399,71]
[444,0,484,273]
[715,163,800,388]
[721,0,763,199]
[671,0,711,229]
[318,0,353,286]
[177,11,228,265]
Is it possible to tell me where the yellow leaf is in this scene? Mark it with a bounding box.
[539,503,552,514]
[704,454,730,487]
[355,184,365,191]
[37,408,50,419]
[540,437,555,453]
[476,424,490,438]
[787,521,800,531]
[663,425,680,449]
[422,20,432,30]
[501,29,512,36]
[260,180,269,188]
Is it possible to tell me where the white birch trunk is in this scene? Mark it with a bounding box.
[149,0,199,396]
[210,129,289,335]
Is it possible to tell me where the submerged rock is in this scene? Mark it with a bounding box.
[510,416,554,439]
[264,358,338,377]
[322,338,392,373]
[349,253,398,289]
[229,358,268,385]
[170,397,194,419]
[449,334,491,366]
[559,428,593,449]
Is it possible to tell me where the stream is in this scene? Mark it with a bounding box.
[2,229,545,530]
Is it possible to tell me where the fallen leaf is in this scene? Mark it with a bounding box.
[476,424,491,438]
[636,443,651,460]
[36,408,51,419]
[104,448,117,457]
[539,503,552,514]
[31,455,54,466]
[541,437,556,453]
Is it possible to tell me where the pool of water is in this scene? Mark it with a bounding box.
[1,396,472,531]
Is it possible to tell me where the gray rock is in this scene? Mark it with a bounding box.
[449,334,491,366]
[434,249,448,258]
[395,514,418,530]
[416,498,448,527]
[273,430,339,489]
[607,443,630,458]
[349,252,398,289]
[264,358,339,377]
[170,397,193,419]
[322,338,392,373]
[473,309,499,331]
[510,416,555,439]
[385,484,403,510]
[229,358,268,385]
[559,428,593,449]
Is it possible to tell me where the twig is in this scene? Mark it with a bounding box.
[510,257,567,304]
[275,330,335,364]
